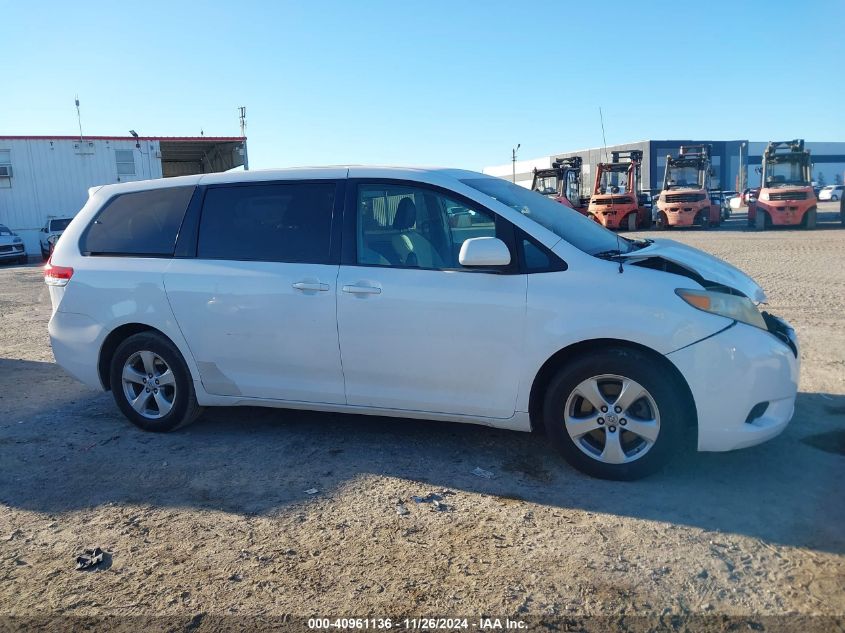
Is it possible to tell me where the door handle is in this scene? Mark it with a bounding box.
[292,281,329,292]
[342,284,382,295]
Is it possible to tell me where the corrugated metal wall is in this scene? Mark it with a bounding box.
[0,138,162,252]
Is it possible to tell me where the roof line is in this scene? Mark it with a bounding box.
[0,135,246,142]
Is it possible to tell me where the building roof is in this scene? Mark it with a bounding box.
[0,135,245,142]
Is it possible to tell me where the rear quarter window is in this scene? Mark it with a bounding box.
[81,187,195,256]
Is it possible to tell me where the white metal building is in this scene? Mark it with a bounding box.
[0,135,247,254]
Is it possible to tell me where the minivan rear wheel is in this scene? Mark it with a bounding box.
[109,332,203,432]
[542,348,686,480]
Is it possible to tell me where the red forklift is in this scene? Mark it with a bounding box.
[748,139,817,230]
[655,145,721,229]
[587,150,651,230]
[531,157,590,215]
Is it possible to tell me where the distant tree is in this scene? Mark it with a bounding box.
[836,173,842,186]
[817,172,826,186]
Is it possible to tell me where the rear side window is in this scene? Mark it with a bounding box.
[197,182,335,263]
[82,187,195,256]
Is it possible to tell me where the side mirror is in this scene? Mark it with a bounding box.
[459,237,511,267]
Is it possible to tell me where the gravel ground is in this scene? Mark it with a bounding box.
[0,204,843,629]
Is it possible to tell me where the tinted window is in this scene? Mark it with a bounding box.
[82,187,194,256]
[50,218,72,232]
[198,182,335,263]
[357,183,497,269]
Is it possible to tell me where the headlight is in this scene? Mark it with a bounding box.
[675,288,767,330]
[13,237,21,243]
[759,191,770,201]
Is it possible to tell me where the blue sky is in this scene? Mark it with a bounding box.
[2,1,843,170]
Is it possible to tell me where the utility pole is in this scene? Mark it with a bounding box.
[75,95,83,142]
[512,143,520,183]
[238,106,249,171]
[739,141,746,191]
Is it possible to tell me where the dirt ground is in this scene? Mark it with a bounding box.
[0,204,843,629]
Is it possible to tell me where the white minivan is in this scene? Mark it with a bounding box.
[45,167,799,480]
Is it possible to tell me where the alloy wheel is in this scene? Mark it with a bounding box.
[564,374,661,464]
[121,351,177,420]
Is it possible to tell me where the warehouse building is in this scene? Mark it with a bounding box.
[485,140,845,196]
[0,134,247,254]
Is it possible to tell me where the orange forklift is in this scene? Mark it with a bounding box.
[748,139,817,230]
[655,145,721,229]
[587,150,651,230]
[531,157,590,215]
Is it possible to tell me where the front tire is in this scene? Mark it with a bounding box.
[626,213,638,231]
[542,348,687,480]
[109,332,203,432]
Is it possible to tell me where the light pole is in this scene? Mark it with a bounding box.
[739,141,746,191]
[512,144,520,183]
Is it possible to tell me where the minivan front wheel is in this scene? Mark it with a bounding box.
[109,332,202,432]
[543,349,685,480]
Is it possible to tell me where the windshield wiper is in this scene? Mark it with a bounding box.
[593,249,627,259]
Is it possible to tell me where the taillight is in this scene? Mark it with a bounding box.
[44,258,74,287]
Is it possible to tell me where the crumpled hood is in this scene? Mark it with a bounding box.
[621,238,767,303]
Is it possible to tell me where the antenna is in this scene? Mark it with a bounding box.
[75,95,83,141]
[238,106,247,137]
[599,107,624,273]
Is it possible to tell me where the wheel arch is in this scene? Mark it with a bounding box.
[98,323,175,391]
[527,338,698,435]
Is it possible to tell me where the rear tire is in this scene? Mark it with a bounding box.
[626,213,638,231]
[40,247,49,261]
[542,348,687,480]
[109,332,203,432]
[804,207,817,229]
[755,208,767,231]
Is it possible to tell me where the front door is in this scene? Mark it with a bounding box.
[165,179,346,403]
[336,181,527,419]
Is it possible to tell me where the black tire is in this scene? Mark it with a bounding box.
[40,247,49,261]
[804,207,817,230]
[542,348,687,480]
[17,255,27,265]
[754,208,767,231]
[832,194,839,202]
[109,332,203,432]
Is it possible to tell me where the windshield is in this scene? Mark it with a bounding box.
[49,218,72,232]
[765,160,809,187]
[0,225,11,236]
[461,177,637,256]
[532,175,560,196]
[665,165,702,189]
[595,166,630,194]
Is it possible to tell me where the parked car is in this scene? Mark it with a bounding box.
[0,224,27,265]
[818,185,844,201]
[45,167,799,480]
[719,191,738,219]
[39,217,74,260]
